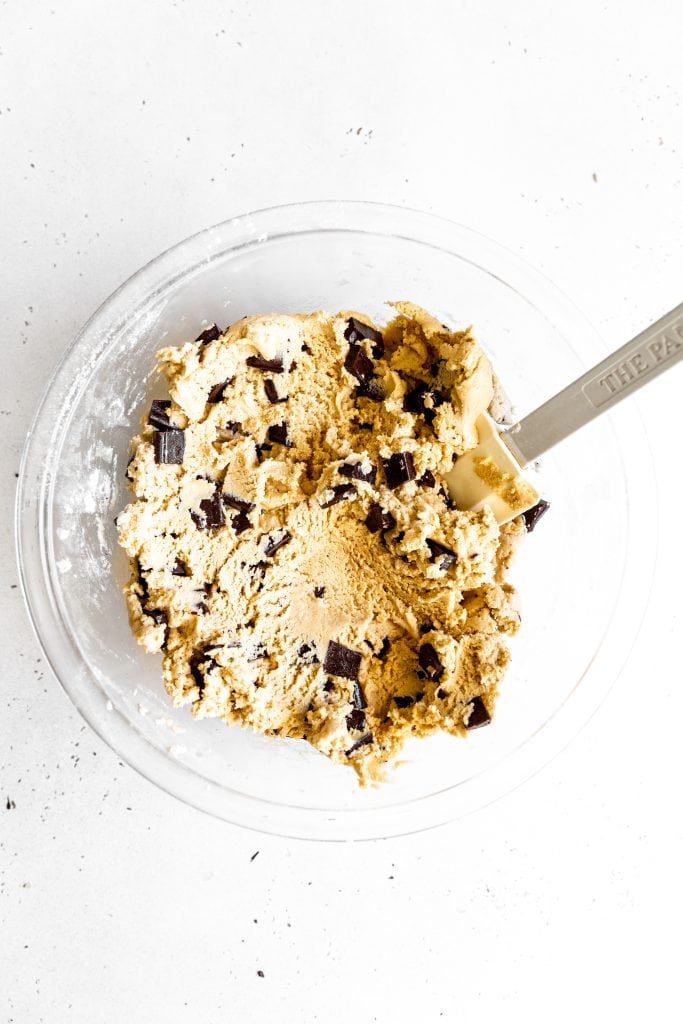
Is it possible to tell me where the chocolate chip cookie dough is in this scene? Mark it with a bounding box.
[116,302,528,784]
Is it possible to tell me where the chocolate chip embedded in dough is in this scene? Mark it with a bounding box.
[436,688,448,699]
[345,733,373,756]
[246,355,284,372]
[232,511,252,535]
[339,461,377,485]
[154,429,185,465]
[523,499,550,533]
[171,558,188,577]
[346,709,367,732]
[297,643,319,665]
[320,484,356,509]
[365,504,396,534]
[208,378,234,403]
[418,643,444,681]
[376,637,391,660]
[322,679,335,693]
[323,640,362,681]
[382,452,416,489]
[264,530,291,557]
[344,344,374,385]
[191,493,225,531]
[222,493,255,512]
[403,382,429,415]
[344,317,385,358]
[146,608,168,626]
[267,422,290,446]
[255,442,273,462]
[351,682,367,709]
[313,586,326,599]
[148,399,173,431]
[264,379,286,404]
[465,696,491,730]
[194,324,221,345]
[418,470,436,489]
[355,378,385,402]
[426,539,457,570]
[393,695,414,708]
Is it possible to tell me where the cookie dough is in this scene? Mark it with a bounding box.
[116,303,526,784]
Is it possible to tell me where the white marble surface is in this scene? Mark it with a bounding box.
[2,1,682,1020]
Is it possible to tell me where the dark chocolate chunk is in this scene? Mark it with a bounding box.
[194,324,221,345]
[154,429,185,465]
[351,682,367,709]
[365,504,395,534]
[232,511,252,535]
[189,653,207,693]
[125,455,134,481]
[466,696,491,730]
[418,469,436,489]
[255,442,273,462]
[345,733,373,756]
[320,483,356,508]
[264,531,291,557]
[323,640,362,681]
[357,422,374,431]
[191,493,225,531]
[415,691,425,702]
[249,643,269,661]
[264,379,286,404]
[297,643,319,665]
[171,558,188,577]
[246,355,284,373]
[403,382,429,415]
[267,422,290,446]
[203,643,224,653]
[322,679,335,693]
[426,539,457,570]
[436,688,448,699]
[355,378,384,402]
[222,493,255,512]
[376,637,392,660]
[146,608,168,626]
[523,498,550,533]
[208,378,233,403]
[339,461,377,485]
[429,360,442,378]
[313,586,326,598]
[383,452,416,489]
[393,695,414,708]
[148,399,173,431]
[346,708,367,732]
[344,344,374,385]
[418,643,444,681]
[344,317,385,358]
[419,623,434,635]
[439,485,455,510]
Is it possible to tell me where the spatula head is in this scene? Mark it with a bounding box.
[444,412,540,524]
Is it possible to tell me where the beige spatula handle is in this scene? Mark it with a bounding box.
[504,302,683,466]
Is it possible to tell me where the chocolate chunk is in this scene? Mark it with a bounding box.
[249,643,269,661]
[344,344,374,385]
[436,688,448,699]
[246,355,284,373]
[429,360,442,378]
[208,378,233,403]
[264,531,291,557]
[376,637,391,660]
[255,442,273,462]
[232,511,251,535]
[154,429,185,465]
[323,679,335,693]
[171,558,188,576]
[415,691,425,702]
[323,640,362,681]
[194,324,221,345]
[357,422,374,431]
[439,485,455,510]
[148,399,173,431]
[523,498,550,533]
[344,317,385,358]
[383,452,416,489]
[351,682,367,709]
[418,643,444,681]
[418,470,436,488]
[466,696,491,730]
[419,623,434,635]
[191,493,225,531]
[365,503,396,534]
[267,422,290,446]
[393,695,414,708]
[339,461,377,485]
[355,378,385,402]
[345,733,373,756]
[297,643,319,665]
[125,455,134,481]
[222,493,255,512]
[203,643,224,653]
[426,539,457,570]
[264,379,286,404]
[146,608,167,625]
[189,653,207,693]
[320,483,356,509]
[313,586,326,598]
[403,382,429,415]
[346,709,367,732]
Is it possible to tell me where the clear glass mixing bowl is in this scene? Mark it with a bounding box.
[16,201,654,840]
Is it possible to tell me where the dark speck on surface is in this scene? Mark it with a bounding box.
[6,796,16,810]
[257,970,265,978]
[250,850,259,862]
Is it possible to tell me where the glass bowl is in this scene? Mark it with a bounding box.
[16,201,654,840]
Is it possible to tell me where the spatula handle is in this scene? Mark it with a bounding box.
[505,302,683,465]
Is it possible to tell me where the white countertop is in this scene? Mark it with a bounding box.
[2,2,682,1021]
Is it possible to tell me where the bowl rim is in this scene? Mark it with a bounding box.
[14,199,657,840]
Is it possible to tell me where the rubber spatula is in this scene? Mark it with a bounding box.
[445,302,683,524]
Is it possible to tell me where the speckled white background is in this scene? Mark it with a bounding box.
[2,2,682,1021]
